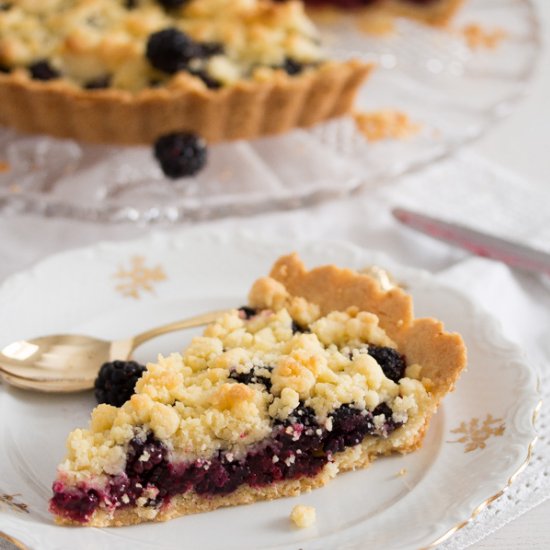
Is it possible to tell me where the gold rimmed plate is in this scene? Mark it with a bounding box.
[0,230,539,549]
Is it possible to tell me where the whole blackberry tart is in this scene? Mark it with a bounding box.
[0,0,372,145]
[50,254,466,527]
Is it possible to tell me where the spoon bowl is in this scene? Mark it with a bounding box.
[0,309,230,392]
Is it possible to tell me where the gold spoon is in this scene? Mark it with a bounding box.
[0,309,231,393]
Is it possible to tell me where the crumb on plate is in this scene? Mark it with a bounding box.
[290,504,316,528]
[461,24,507,50]
[354,110,421,142]
[397,468,408,477]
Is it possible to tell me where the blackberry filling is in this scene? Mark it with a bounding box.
[28,60,60,81]
[157,0,190,9]
[50,399,403,521]
[229,365,273,391]
[291,320,310,334]
[238,306,257,319]
[190,69,222,89]
[281,58,305,76]
[146,29,222,76]
[367,346,406,383]
[84,75,111,90]
[146,28,202,74]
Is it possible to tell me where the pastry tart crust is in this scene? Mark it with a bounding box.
[0,60,372,144]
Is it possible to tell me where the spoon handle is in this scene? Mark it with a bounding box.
[130,309,232,353]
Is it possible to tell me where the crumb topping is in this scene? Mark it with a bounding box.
[290,504,316,528]
[59,277,431,482]
[0,0,323,90]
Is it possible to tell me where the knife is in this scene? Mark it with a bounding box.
[392,207,550,277]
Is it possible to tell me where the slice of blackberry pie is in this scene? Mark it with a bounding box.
[50,254,466,527]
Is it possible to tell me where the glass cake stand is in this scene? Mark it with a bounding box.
[0,0,540,224]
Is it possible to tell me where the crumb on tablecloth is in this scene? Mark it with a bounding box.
[461,24,507,49]
[0,161,10,173]
[354,110,422,142]
[290,504,316,528]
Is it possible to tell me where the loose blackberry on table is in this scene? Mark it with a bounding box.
[153,131,208,178]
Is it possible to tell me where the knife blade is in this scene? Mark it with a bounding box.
[392,207,550,277]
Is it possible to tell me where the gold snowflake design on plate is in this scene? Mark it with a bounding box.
[0,493,29,514]
[113,256,167,299]
[449,414,505,452]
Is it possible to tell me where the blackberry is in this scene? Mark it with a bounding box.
[324,404,375,454]
[367,345,406,383]
[229,366,273,391]
[157,0,189,8]
[125,433,167,476]
[84,75,111,90]
[189,69,222,89]
[282,58,305,76]
[291,320,310,334]
[372,402,402,436]
[282,403,318,429]
[94,360,146,406]
[146,28,201,74]
[200,42,224,57]
[238,306,257,319]
[154,131,207,178]
[28,60,60,81]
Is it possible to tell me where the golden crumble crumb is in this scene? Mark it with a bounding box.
[397,468,407,477]
[461,24,507,50]
[0,160,10,172]
[290,504,316,528]
[354,110,421,142]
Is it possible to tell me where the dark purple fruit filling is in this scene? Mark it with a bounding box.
[51,400,403,522]
[189,69,222,89]
[94,360,147,407]
[229,365,273,391]
[50,481,100,523]
[238,306,257,319]
[146,28,224,75]
[28,60,60,81]
[157,0,190,9]
[367,346,406,383]
[84,75,111,90]
[291,320,310,334]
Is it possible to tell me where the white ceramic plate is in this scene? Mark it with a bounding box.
[0,0,540,223]
[0,231,539,549]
